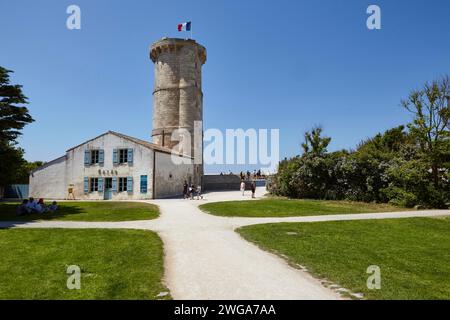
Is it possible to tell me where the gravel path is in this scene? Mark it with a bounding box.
[1,187,448,300]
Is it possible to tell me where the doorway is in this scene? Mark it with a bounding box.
[104,178,113,200]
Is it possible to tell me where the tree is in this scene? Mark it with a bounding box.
[301,126,331,156]
[401,75,450,187]
[15,161,45,184]
[0,67,34,195]
[0,142,26,192]
[0,66,34,144]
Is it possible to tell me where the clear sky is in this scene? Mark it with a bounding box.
[1,0,449,173]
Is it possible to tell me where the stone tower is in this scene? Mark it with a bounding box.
[150,38,207,184]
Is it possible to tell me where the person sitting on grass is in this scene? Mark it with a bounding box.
[16,199,30,216]
[35,198,47,213]
[48,201,58,212]
[26,197,37,212]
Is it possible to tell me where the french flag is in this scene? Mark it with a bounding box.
[178,21,191,32]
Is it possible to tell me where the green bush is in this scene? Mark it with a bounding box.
[381,186,418,208]
[269,126,449,209]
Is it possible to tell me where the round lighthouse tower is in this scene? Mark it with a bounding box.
[150,38,206,184]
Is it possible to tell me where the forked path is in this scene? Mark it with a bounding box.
[150,189,448,299]
[1,187,449,299]
[152,194,340,299]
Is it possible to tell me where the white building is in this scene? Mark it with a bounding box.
[29,37,207,200]
[29,131,195,200]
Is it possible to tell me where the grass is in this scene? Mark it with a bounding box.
[0,201,159,221]
[199,198,409,217]
[237,217,450,299]
[0,228,170,299]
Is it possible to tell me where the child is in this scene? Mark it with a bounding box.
[48,201,58,212]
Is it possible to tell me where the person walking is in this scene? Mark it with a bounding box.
[189,184,195,200]
[240,180,246,196]
[196,185,203,200]
[183,181,188,199]
[251,181,256,198]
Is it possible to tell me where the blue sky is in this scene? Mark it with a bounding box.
[1,0,449,173]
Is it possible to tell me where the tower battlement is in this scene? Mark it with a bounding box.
[150,38,206,65]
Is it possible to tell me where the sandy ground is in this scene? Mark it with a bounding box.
[1,187,449,299]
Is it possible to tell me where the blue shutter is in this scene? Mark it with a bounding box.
[113,149,118,165]
[112,177,117,192]
[98,177,103,192]
[140,175,148,193]
[127,176,133,193]
[99,149,104,166]
[84,150,90,166]
[127,148,133,166]
[84,177,89,193]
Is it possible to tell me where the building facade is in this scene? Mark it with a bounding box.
[29,131,194,200]
[29,38,206,200]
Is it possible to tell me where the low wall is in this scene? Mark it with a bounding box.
[203,175,241,191]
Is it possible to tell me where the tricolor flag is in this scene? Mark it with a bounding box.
[177,21,191,32]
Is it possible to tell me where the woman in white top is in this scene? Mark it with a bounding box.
[240,180,246,196]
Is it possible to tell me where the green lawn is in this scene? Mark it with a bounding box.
[199,199,409,217]
[237,217,450,299]
[0,228,170,299]
[0,201,159,221]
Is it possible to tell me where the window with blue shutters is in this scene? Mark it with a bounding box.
[98,177,103,192]
[84,177,89,193]
[84,150,91,166]
[140,175,148,193]
[90,150,99,164]
[127,176,133,193]
[114,148,134,165]
[98,149,104,166]
[112,177,117,192]
[89,178,99,192]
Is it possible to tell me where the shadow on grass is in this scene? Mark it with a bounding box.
[0,202,85,226]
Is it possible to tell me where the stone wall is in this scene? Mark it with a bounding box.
[203,174,241,191]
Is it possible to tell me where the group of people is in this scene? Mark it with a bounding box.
[240,180,257,198]
[239,169,263,181]
[16,197,58,216]
[183,181,203,200]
